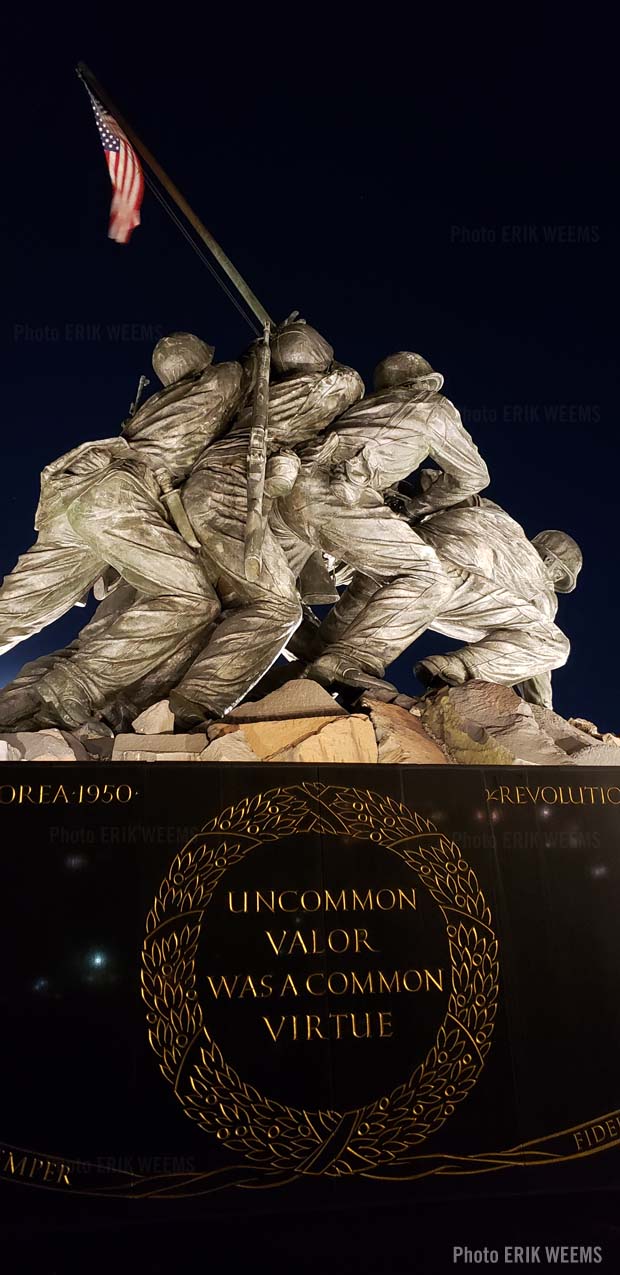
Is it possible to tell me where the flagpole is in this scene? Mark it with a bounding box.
[244,324,271,580]
[76,62,273,329]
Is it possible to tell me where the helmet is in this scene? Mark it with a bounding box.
[152,333,215,386]
[373,351,444,392]
[532,530,583,593]
[271,320,333,376]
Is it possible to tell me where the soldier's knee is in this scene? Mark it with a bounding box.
[255,593,302,636]
[397,556,456,601]
[198,598,221,629]
[66,475,122,537]
[179,574,221,623]
[160,589,220,636]
[550,631,570,669]
[274,597,303,628]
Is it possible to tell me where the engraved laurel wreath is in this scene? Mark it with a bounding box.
[141,784,499,1179]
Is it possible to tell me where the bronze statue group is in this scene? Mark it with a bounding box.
[0,318,582,736]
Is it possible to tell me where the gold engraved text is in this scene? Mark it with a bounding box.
[262,1011,394,1042]
[485,785,620,806]
[573,1116,620,1151]
[227,887,417,913]
[205,967,444,999]
[264,927,379,956]
[1,1148,71,1186]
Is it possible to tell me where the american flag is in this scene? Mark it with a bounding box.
[86,89,144,244]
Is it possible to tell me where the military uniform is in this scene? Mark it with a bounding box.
[281,353,490,685]
[0,337,242,727]
[171,349,364,718]
[316,495,579,708]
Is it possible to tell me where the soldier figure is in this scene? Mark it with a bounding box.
[276,350,490,690]
[0,329,582,726]
[169,321,364,721]
[416,516,582,708]
[313,477,582,709]
[0,334,242,729]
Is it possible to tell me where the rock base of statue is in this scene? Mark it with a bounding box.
[1,679,618,765]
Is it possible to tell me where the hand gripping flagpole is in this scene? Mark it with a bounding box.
[76,62,274,578]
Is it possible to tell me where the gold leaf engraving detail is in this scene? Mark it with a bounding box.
[141,785,499,1178]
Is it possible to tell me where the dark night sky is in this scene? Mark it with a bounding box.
[1,14,618,727]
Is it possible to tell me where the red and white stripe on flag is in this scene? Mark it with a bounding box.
[87,90,144,244]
